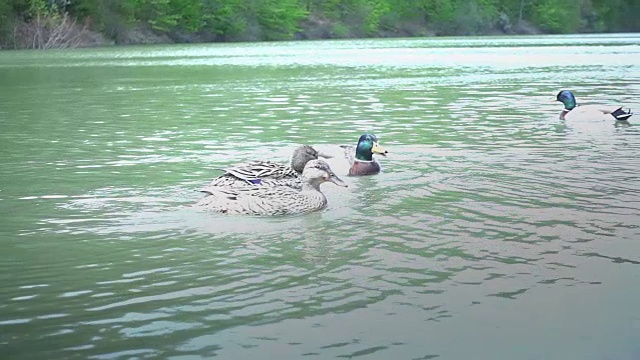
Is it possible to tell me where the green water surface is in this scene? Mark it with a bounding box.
[1,34,639,359]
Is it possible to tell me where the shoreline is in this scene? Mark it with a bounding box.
[2,18,546,50]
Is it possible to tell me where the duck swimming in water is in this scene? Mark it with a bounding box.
[207,145,321,189]
[343,133,388,176]
[315,133,388,176]
[556,90,632,122]
[196,159,347,216]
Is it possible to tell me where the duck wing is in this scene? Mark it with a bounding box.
[338,145,356,166]
[197,185,319,215]
[226,161,299,181]
[207,160,300,188]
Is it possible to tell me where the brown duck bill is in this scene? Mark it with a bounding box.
[372,142,388,157]
[326,174,348,187]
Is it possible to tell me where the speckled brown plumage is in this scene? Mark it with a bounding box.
[197,160,347,216]
[207,145,320,189]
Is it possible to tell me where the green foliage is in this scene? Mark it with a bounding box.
[0,1,13,48]
[620,0,640,32]
[0,1,11,25]
[331,22,349,37]
[532,0,581,33]
[0,0,638,48]
[306,0,392,36]
[310,0,343,20]
[424,0,456,26]
[365,0,391,34]
[423,0,499,35]
[453,1,497,35]
[131,0,177,32]
[201,0,247,38]
[589,0,639,32]
[74,0,136,42]
[255,0,308,40]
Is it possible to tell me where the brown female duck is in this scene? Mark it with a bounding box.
[197,160,347,216]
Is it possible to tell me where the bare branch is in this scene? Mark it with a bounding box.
[16,10,91,50]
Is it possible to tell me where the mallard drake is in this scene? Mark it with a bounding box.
[196,159,347,216]
[556,90,632,121]
[207,145,320,188]
[349,133,388,176]
[319,134,388,176]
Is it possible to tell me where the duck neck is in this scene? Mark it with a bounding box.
[301,178,323,192]
[355,144,373,161]
[559,109,569,120]
[561,95,577,111]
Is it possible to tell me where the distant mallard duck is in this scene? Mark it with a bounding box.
[196,159,347,216]
[556,90,632,121]
[319,133,388,176]
[208,145,320,188]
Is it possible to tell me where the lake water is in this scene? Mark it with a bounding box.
[1,33,640,359]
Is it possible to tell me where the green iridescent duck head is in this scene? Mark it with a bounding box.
[556,90,577,110]
[355,134,388,161]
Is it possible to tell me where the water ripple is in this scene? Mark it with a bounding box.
[1,35,639,360]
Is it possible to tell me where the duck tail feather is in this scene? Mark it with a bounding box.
[612,107,633,121]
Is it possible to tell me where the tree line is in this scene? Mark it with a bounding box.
[1,0,638,49]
